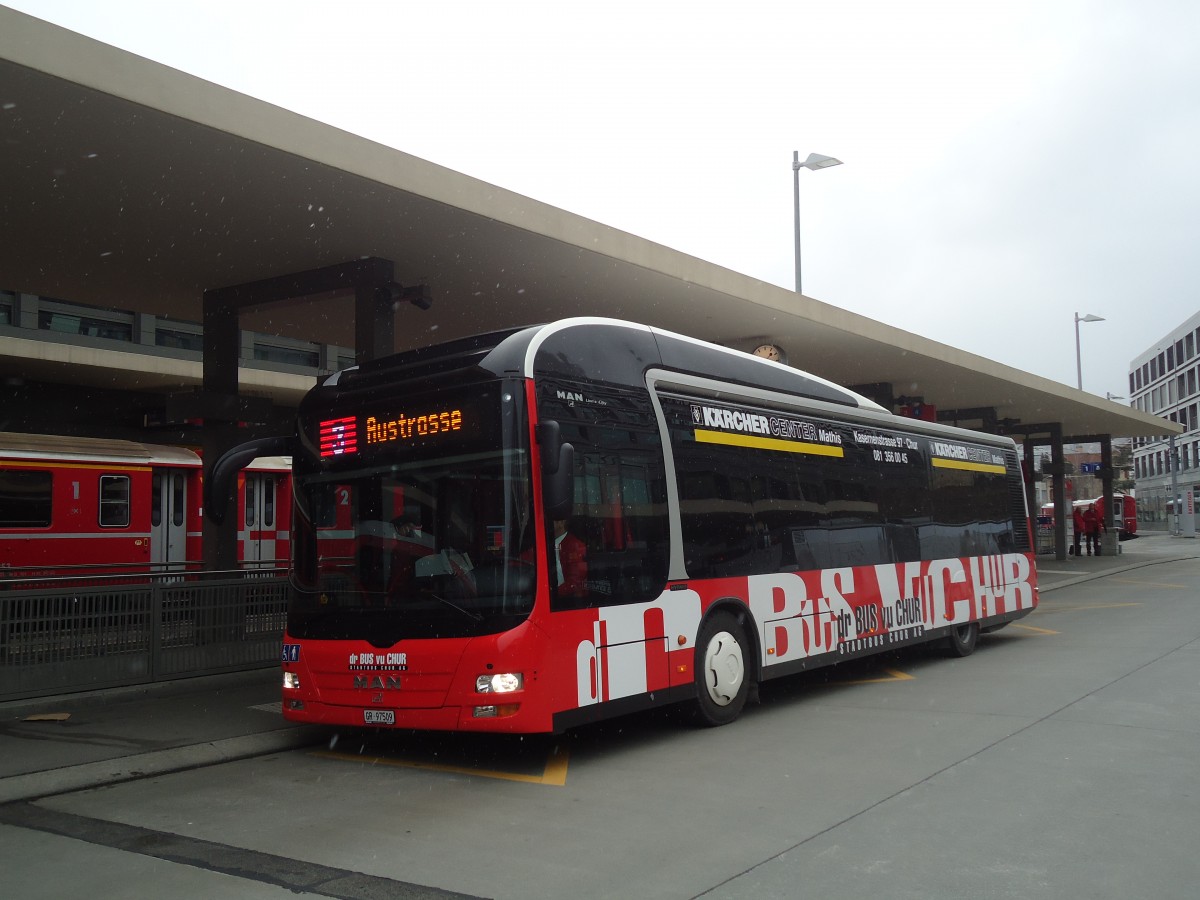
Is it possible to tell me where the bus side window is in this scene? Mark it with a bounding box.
[926,463,1009,558]
[876,449,930,564]
[664,397,901,574]
[675,446,756,579]
[553,427,669,610]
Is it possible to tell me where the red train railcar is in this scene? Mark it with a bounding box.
[0,432,291,579]
[238,455,293,570]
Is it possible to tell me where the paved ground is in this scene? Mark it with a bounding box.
[2,533,1196,804]
[1,533,1198,900]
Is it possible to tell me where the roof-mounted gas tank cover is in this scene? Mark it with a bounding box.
[309,317,882,412]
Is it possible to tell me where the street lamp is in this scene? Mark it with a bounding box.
[1106,392,1125,402]
[793,151,842,294]
[1074,312,1105,390]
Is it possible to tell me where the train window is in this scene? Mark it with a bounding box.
[99,475,130,527]
[172,474,185,527]
[264,477,276,529]
[151,473,162,527]
[0,469,52,527]
[245,480,256,528]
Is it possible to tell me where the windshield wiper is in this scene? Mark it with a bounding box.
[428,592,483,622]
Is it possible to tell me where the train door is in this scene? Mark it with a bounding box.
[151,467,189,572]
[243,473,279,568]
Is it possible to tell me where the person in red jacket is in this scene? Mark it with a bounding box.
[552,518,589,598]
[1082,504,1100,556]
[1072,506,1085,557]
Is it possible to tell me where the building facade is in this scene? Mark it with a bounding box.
[0,289,353,441]
[1129,310,1200,531]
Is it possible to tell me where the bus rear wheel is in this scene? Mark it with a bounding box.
[693,611,751,726]
[944,621,979,657]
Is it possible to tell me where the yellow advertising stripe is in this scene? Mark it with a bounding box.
[694,429,844,458]
[931,457,1007,475]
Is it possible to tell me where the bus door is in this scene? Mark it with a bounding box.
[151,468,189,573]
[243,473,279,568]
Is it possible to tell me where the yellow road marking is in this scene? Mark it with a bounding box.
[311,744,570,786]
[1039,602,1142,613]
[1110,578,1189,589]
[540,746,570,785]
[840,667,915,685]
[1010,622,1059,635]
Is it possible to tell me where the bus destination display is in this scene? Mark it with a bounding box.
[365,408,462,445]
[319,407,467,458]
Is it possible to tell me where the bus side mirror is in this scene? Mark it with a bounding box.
[206,435,293,525]
[537,421,574,520]
[545,443,574,521]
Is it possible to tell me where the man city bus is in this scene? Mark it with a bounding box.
[209,318,1037,734]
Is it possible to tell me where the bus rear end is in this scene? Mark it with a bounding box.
[1114,493,1137,539]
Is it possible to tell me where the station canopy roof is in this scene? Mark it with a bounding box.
[0,7,1174,441]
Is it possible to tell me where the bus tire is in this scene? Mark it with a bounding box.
[944,621,979,657]
[693,611,751,726]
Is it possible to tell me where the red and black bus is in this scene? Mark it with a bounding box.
[214,318,1037,733]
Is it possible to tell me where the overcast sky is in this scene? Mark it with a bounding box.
[8,0,1199,400]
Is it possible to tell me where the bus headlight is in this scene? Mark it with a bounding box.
[283,671,301,690]
[476,672,523,694]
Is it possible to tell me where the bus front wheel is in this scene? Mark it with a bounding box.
[944,621,979,657]
[694,611,751,726]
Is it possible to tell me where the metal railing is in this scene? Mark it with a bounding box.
[0,569,288,702]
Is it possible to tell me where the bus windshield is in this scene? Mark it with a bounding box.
[290,382,536,643]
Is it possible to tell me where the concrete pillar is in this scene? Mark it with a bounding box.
[15,292,39,329]
[134,312,156,345]
[202,292,242,572]
[1099,435,1120,555]
[355,283,395,364]
[1023,440,1037,523]
[1050,425,1067,561]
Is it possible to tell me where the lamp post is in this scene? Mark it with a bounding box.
[1074,312,1105,390]
[793,151,842,294]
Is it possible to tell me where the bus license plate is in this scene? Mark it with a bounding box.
[363,709,395,725]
